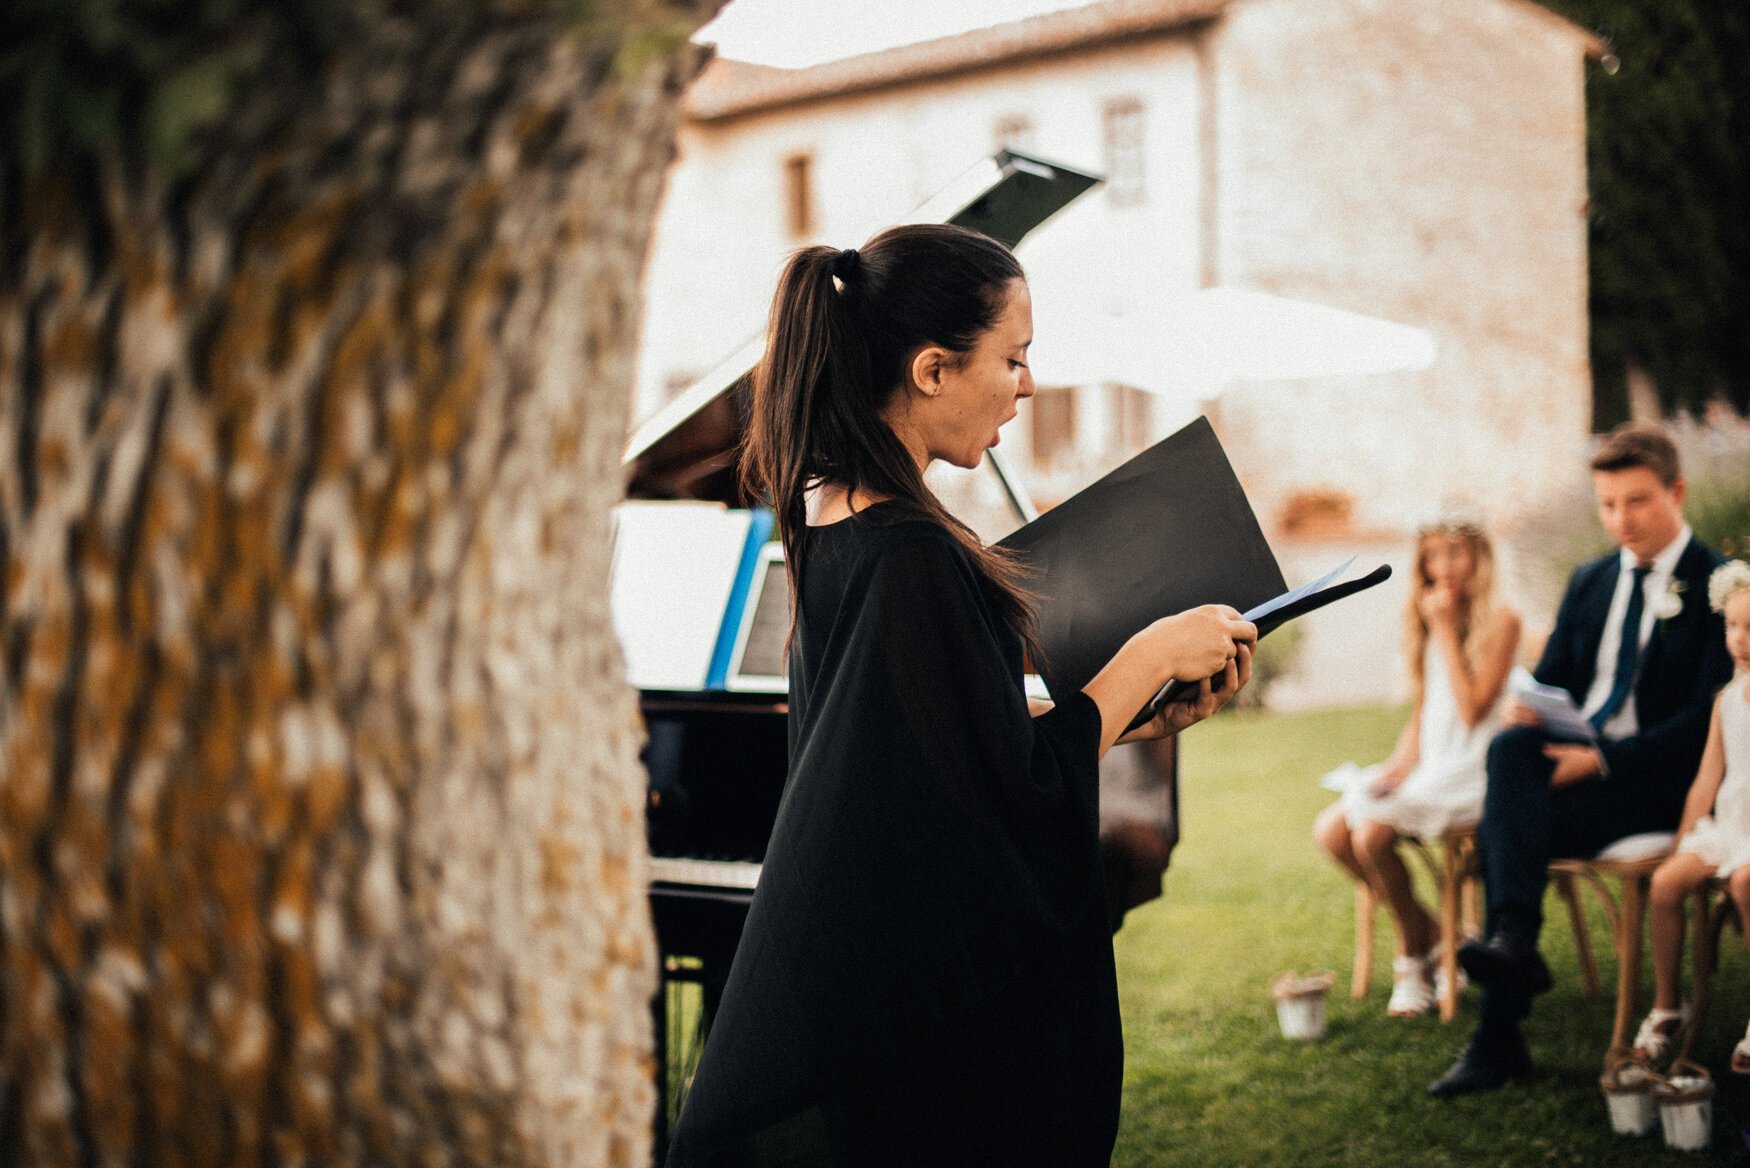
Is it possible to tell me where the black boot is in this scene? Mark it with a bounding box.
[1428,1025,1532,1098]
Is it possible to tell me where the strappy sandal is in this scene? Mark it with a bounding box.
[1731,1021,1750,1075]
[1386,954,1434,1017]
[1632,1004,1690,1064]
[1426,942,1467,1001]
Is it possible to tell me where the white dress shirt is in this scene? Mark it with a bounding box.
[1580,523,1692,741]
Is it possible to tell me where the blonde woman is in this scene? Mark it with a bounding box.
[1314,519,1521,1017]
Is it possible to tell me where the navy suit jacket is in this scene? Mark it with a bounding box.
[1534,536,1732,813]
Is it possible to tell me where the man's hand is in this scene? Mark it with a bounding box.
[1543,743,1604,787]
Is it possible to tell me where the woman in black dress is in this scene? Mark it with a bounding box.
[666,225,1255,1168]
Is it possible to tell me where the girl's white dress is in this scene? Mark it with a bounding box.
[1324,644,1501,840]
[1676,677,1750,877]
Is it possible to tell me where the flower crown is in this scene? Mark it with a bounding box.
[1709,559,1750,613]
[1415,514,1486,539]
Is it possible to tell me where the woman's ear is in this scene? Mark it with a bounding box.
[908,345,949,398]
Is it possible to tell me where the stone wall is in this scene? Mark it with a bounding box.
[1212,0,1594,538]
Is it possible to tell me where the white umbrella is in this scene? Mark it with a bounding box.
[1026,285,1437,397]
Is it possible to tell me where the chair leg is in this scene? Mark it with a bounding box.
[1607,873,1648,1060]
[1682,887,1719,1062]
[1353,883,1375,999]
[1438,847,1462,1021]
[1557,872,1603,998]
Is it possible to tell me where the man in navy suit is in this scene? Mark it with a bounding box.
[1430,423,1733,1096]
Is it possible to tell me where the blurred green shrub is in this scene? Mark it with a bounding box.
[1232,621,1303,712]
[1518,413,1750,607]
[1680,415,1750,557]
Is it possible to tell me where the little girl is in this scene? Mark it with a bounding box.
[1314,518,1521,1017]
[1635,559,1750,1068]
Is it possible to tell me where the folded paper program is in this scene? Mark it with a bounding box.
[1132,559,1392,734]
[998,417,1391,736]
[1508,667,1596,743]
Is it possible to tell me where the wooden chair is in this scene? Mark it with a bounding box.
[1546,841,1670,1062]
[1351,829,1479,1022]
[1352,830,1673,1040]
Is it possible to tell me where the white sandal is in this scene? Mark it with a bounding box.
[1731,1020,1750,1075]
[1632,1004,1690,1064]
[1387,954,1435,1017]
[1426,942,1467,1001]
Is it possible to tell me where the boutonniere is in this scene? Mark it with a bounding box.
[1651,579,1686,623]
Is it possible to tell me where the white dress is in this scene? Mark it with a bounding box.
[1326,643,1501,840]
[1676,677,1750,877]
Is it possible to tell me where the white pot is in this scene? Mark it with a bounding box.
[1274,994,1327,1040]
[1600,1082,1656,1137]
[1269,971,1334,1041]
[1654,1075,1715,1152]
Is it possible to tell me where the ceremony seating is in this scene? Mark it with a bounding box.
[1351,829,1478,1021]
[1546,831,1673,1061]
[1352,830,1673,1043]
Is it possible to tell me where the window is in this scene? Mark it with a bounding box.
[783,152,815,238]
[993,113,1034,154]
[1030,387,1078,470]
[1114,385,1154,455]
[1102,98,1145,207]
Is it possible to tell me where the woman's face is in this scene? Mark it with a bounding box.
[919,278,1035,470]
[1421,532,1477,592]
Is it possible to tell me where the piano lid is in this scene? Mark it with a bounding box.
[623,150,1099,507]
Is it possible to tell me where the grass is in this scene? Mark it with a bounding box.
[1112,703,1750,1167]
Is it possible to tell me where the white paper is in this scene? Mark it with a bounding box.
[1243,557,1356,624]
[1509,666,1596,743]
[610,502,752,690]
[1319,761,1371,794]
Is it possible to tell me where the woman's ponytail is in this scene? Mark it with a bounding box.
[743,246,875,587]
[742,224,1041,661]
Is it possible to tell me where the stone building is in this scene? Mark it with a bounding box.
[636,0,1608,705]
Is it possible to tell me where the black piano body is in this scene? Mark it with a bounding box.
[622,150,1179,1154]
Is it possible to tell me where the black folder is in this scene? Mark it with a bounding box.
[998,417,1390,734]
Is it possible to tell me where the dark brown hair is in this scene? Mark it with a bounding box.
[740,223,1039,653]
[1590,422,1681,486]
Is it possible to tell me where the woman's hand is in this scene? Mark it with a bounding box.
[1145,605,1257,682]
[1367,763,1410,798]
[1119,641,1253,742]
[1418,583,1459,628]
[1083,605,1255,756]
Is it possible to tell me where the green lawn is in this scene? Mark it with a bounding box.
[1112,704,1750,1167]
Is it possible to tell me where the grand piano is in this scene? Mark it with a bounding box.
[620,150,1180,1155]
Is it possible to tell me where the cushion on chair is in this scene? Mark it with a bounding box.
[1593,832,1675,863]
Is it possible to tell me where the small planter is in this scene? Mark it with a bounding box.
[1651,1059,1715,1152]
[1598,1056,1656,1137]
[1270,971,1334,1041]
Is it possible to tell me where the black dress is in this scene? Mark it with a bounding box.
[666,503,1120,1168]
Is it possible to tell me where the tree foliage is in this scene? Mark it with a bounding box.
[0,0,706,180]
[1545,0,1750,425]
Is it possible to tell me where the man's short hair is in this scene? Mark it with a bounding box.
[1590,422,1681,487]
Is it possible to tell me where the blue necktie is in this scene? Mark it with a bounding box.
[1590,564,1652,732]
